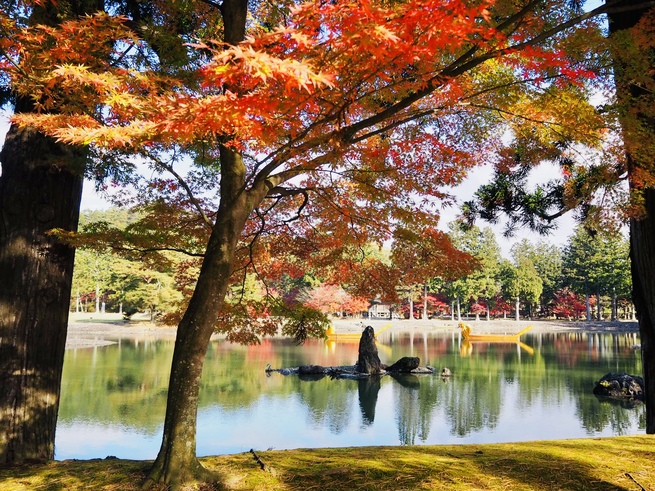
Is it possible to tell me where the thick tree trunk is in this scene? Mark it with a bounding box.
[0,0,102,464]
[608,2,655,433]
[607,1,655,432]
[0,101,84,463]
[630,197,655,433]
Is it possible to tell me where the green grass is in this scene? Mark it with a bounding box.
[1,436,653,490]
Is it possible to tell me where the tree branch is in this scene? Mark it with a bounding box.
[146,150,215,229]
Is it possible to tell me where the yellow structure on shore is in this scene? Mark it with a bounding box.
[459,322,533,342]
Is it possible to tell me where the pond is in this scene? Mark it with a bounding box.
[55,328,645,460]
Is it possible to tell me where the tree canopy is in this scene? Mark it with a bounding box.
[0,0,637,486]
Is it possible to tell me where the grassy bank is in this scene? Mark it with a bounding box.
[1,436,653,490]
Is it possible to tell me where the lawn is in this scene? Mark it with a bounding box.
[1,436,653,490]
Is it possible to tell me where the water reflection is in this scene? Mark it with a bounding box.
[56,330,645,460]
[358,377,381,425]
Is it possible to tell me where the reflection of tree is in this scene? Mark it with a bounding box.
[295,378,356,434]
[529,332,644,436]
[59,340,174,433]
[412,376,444,443]
[58,332,646,446]
[393,374,422,445]
[358,377,381,426]
[577,397,644,435]
[443,372,502,437]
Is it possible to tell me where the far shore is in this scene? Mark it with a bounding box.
[66,312,640,349]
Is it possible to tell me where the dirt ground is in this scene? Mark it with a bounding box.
[66,312,639,349]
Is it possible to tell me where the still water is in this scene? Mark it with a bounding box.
[55,328,645,460]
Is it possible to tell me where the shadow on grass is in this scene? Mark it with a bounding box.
[0,459,151,491]
[2,436,653,490]
[211,436,654,491]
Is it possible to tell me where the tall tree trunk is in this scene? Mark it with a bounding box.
[0,100,84,463]
[608,2,655,433]
[596,290,602,321]
[146,2,251,484]
[0,0,102,464]
[630,197,655,433]
[515,296,520,321]
[585,293,591,320]
[146,146,253,488]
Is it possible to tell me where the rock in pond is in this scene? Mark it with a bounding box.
[356,325,383,374]
[593,372,644,401]
[386,356,420,372]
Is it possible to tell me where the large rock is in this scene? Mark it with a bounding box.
[356,325,382,374]
[593,373,644,401]
[386,356,420,372]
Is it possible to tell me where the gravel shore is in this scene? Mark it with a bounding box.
[66,315,639,349]
[66,318,178,349]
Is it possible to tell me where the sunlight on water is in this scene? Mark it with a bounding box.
[55,329,645,460]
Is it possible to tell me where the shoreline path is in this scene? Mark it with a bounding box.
[66,314,640,349]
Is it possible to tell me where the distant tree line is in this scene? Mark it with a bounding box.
[72,209,631,323]
[412,223,632,322]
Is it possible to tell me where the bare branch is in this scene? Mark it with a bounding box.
[146,150,215,229]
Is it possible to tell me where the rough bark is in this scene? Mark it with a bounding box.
[0,0,104,464]
[145,146,255,489]
[0,99,84,463]
[630,195,655,432]
[608,1,655,433]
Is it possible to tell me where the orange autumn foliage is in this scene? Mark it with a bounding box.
[1,0,612,309]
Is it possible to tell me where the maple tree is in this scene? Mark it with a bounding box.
[470,300,488,320]
[301,284,370,317]
[0,0,636,487]
[489,295,513,318]
[551,287,587,320]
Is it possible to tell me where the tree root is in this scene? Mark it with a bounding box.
[143,456,221,491]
